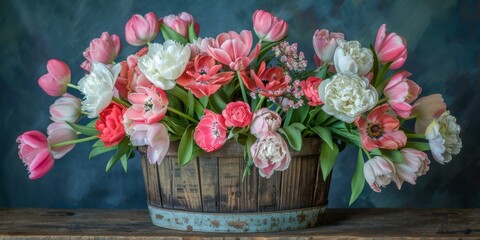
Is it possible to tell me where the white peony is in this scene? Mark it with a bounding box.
[78,62,120,118]
[425,111,462,164]
[318,73,378,123]
[138,40,191,90]
[334,39,373,76]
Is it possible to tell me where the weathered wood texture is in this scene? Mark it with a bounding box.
[141,138,330,213]
[1,208,479,239]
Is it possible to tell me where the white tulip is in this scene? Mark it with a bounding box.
[425,111,462,164]
[334,39,373,76]
[138,40,191,90]
[78,62,120,118]
[318,73,378,123]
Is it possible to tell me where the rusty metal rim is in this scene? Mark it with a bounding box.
[147,203,327,233]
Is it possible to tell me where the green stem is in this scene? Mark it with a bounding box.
[236,71,248,103]
[406,133,426,139]
[113,97,131,107]
[51,135,98,149]
[67,83,80,91]
[168,106,199,123]
[254,96,266,112]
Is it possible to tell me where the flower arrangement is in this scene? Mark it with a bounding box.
[17,10,462,204]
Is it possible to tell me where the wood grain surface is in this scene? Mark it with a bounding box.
[1,208,479,239]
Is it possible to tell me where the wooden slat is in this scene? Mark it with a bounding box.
[171,158,202,211]
[257,170,282,212]
[239,159,258,212]
[141,154,162,207]
[157,156,173,209]
[198,157,219,212]
[2,208,479,239]
[218,157,241,212]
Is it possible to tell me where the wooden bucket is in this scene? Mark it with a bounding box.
[140,138,331,232]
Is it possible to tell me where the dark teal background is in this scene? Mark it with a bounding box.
[1,0,479,208]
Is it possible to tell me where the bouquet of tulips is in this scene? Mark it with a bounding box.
[17,9,462,204]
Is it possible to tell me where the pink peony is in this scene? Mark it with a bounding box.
[49,93,81,123]
[243,61,288,97]
[375,24,407,69]
[96,102,127,147]
[412,94,446,134]
[252,10,288,42]
[355,104,407,151]
[222,101,253,128]
[250,108,282,138]
[300,76,323,106]
[312,29,344,64]
[38,59,71,96]
[392,148,430,189]
[364,156,395,192]
[125,12,159,46]
[129,123,170,165]
[160,12,200,39]
[125,86,168,124]
[250,132,291,178]
[383,71,422,118]
[81,32,121,71]
[177,55,234,98]
[47,122,78,159]
[16,131,55,180]
[194,110,227,152]
[207,30,260,71]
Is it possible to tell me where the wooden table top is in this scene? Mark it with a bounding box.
[0,208,479,239]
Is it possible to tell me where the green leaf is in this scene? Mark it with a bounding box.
[89,145,117,159]
[349,148,365,205]
[311,126,333,150]
[405,141,430,151]
[188,22,198,43]
[178,125,195,166]
[319,141,339,181]
[278,126,303,151]
[380,149,404,163]
[66,121,99,136]
[160,24,187,44]
[105,138,131,172]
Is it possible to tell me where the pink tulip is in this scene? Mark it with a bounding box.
[250,108,282,138]
[364,156,395,192]
[125,12,159,46]
[194,110,227,152]
[207,30,260,71]
[355,104,407,151]
[392,148,430,189]
[375,24,407,69]
[251,131,291,178]
[312,29,344,64]
[383,71,422,118]
[252,10,288,42]
[81,32,121,71]
[177,55,234,98]
[16,131,55,179]
[129,123,169,164]
[125,86,168,124]
[49,93,81,123]
[47,122,78,159]
[38,59,71,96]
[412,94,446,134]
[160,12,200,39]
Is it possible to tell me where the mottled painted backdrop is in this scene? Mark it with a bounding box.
[1,0,478,209]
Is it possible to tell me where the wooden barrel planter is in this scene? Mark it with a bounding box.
[140,138,331,232]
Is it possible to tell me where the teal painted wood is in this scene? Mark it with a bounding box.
[147,203,327,232]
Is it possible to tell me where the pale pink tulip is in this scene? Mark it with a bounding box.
[81,32,121,71]
[393,148,430,189]
[125,86,168,124]
[49,93,81,123]
[160,12,200,39]
[251,131,291,178]
[250,108,282,138]
[384,71,422,118]
[375,24,407,69]
[129,123,170,165]
[38,59,71,96]
[412,94,446,134]
[313,29,344,64]
[194,110,227,152]
[16,131,55,180]
[364,156,395,192]
[355,104,407,151]
[207,30,260,71]
[47,122,78,159]
[252,10,288,42]
[125,12,159,46]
